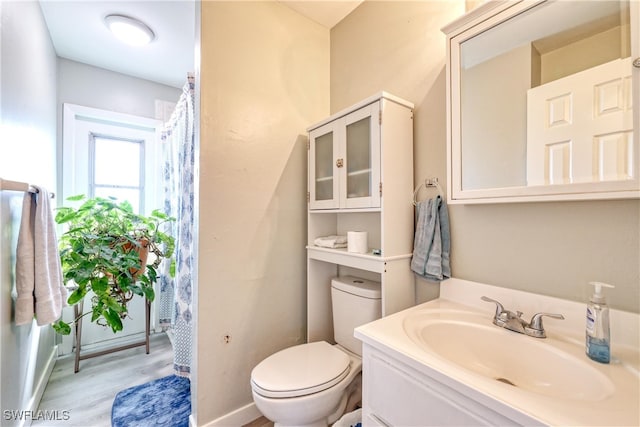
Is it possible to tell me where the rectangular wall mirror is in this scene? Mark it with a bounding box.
[443,0,639,203]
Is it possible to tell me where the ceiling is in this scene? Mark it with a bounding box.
[40,1,196,88]
[280,1,363,28]
[39,1,362,89]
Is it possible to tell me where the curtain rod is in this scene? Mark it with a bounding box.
[0,178,55,198]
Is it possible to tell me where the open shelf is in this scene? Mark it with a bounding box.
[307,246,411,273]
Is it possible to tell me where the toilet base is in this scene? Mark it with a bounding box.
[326,372,361,426]
[254,373,362,427]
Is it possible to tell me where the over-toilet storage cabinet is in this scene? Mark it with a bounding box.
[307,92,415,343]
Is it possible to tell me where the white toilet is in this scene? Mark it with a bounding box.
[251,276,381,427]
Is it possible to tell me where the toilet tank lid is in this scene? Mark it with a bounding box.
[331,276,381,299]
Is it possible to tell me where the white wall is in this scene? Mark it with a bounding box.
[56,58,182,193]
[330,1,640,313]
[57,58,181,120]
[197,1,329,424]
[0,2,59,425]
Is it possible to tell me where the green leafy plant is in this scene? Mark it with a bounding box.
[52,195,175,335]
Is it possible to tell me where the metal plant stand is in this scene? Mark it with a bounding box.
[73,298,151,373]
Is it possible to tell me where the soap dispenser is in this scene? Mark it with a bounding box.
[586,281,614,363]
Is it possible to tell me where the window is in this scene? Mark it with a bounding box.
[91,135,144,213]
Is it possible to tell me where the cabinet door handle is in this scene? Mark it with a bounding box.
[336,158,344,168]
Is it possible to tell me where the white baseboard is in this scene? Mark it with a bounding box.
[198,402,262,427]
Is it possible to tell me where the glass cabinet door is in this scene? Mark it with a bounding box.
[309,122,340,209]
[309,101,381,210]
[315,131,334,200]
[346,117,371,199]
[342,101,381,208]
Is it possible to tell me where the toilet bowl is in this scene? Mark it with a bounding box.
[251,342,362,427]
[250,276,381,427]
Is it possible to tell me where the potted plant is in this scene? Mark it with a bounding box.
[52,195,175,335]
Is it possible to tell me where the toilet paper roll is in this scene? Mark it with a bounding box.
[347,231,368,254]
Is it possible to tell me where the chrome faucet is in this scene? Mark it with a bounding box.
[481,296,564,338]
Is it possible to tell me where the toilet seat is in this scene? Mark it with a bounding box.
[251,341,350,398]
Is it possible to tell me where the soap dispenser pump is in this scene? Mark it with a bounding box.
[586,281,614,363]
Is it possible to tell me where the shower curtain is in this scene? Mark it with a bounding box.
[159,77,195,377]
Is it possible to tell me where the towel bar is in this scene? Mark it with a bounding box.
[413,177,443,206]
[0,178,55,198]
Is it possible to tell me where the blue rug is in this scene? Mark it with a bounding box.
[111,375,190,427]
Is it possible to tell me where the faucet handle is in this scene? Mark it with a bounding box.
[526,312,565,338]
[480,295,504,314]
[481,296,505,319]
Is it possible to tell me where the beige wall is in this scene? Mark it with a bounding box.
[330,1,639,312]
[540,26,628,84]
[198,1,329,423]
[331,0,466,303]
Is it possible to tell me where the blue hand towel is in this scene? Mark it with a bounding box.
[410,195,451,281]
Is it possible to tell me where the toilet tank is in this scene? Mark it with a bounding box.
[331,276,381,356]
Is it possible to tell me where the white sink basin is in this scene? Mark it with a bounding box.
[403,309,616,401]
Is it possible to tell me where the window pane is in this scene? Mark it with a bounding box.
[94,187,140,214]
[94,137,141,186]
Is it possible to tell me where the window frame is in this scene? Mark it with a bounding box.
[62,103,162,216]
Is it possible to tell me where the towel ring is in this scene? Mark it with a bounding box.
[413,177,443,206]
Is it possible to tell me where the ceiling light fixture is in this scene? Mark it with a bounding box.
[105,14,155,47]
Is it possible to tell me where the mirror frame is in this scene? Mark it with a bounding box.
[443,0,640,204]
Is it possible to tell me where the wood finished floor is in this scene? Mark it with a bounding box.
[242,416,273,427]
[33,333,174,427]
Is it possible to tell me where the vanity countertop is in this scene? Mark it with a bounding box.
[355,278,640,426]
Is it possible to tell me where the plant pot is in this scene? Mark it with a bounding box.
[123,238,150,278]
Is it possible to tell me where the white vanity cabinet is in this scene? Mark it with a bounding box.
[306,92,415,343]
[360,343,541,427]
